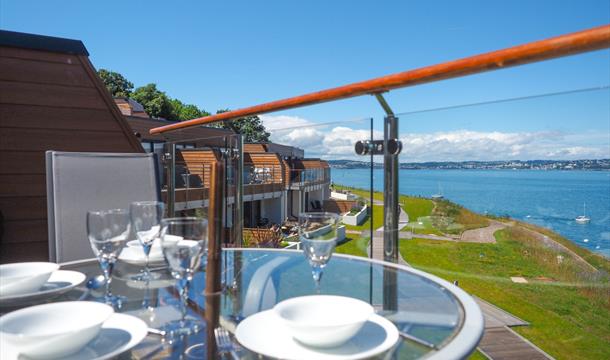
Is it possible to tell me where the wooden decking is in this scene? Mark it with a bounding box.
[479,327,552,360]
[475,297,554,360]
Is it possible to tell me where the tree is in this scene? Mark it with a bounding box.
[131,84,174,120]
[214,109,270,143]
[170,99,210,121]
[97,69,133,97]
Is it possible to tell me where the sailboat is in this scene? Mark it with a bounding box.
[575,202,590,224]
[431,183,444,200]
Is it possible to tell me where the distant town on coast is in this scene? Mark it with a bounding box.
[328,158,610,170]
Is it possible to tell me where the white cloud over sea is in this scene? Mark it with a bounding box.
[260,115,609,161]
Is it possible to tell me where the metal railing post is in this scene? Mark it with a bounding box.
[166,142,176,216]
[235,135,244,247]
[383,114,399,312]
[383,118,399,262]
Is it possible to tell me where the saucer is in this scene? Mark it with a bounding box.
[0,270,85,307]
[119,246,165,266]
[235,310,399,360]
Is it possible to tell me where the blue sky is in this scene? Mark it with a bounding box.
[1,0,609,160]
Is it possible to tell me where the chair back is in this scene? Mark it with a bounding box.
[46,151,161,263]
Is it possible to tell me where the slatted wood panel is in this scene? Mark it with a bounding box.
[0,56,94,87]
[244,153,284,185]
[0,43,143,263]
[323,200,358,214]
[292,159,329,169]
[281,158,290,189]
[244,144,266,153]
[178,150,220,188]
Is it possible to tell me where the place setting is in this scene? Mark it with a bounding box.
[0,201,211,359]
[0,262,86,308]
[0,301,147,360]
[234,212,400,360]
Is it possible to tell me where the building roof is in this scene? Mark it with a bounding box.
[125,116,234,145]
[244,142,304,159]
[0,30,143,262]
[0,29,89,55]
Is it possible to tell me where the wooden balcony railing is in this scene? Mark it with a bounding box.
[150,24,610,134]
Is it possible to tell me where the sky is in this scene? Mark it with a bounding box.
[1,0,609,161]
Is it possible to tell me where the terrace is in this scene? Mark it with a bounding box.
[0,21,609,360]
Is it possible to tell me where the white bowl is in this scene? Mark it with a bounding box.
[274,295,374,348]
[0,301,114,359]
[0,262,59,297]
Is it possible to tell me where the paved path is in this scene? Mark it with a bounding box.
[364,204,410,266]
[399,232,456,241]
[460,220,506,243]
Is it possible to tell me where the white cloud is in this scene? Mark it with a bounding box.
[260,115,609,161]
[260,115,314,131]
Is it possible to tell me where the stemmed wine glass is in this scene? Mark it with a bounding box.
[160,217,208,337]
[129,201,165,280]
[298,212,340,293]
[87,209,131,308]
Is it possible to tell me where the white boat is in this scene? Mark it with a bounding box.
[431,183,444,200]
[575,203,590,224]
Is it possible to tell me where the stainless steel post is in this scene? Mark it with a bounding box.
[383,114,399,312]
[383,114,399,263]
[166,142,176,217]
[235,135,244,247]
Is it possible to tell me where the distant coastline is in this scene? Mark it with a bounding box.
[328,159,610,171]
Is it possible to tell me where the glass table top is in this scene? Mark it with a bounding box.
[1,249,483,359]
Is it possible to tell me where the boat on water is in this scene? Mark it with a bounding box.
[431,183,444,200]
[575,203,590,224]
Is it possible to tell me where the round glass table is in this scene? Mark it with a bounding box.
[1,249,483,359]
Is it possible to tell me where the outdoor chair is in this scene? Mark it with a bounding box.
[46,151,161,263]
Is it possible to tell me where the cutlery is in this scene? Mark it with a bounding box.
[215,327,239,359]
[147,327,166,337]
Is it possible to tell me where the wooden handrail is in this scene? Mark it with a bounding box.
[150,24,610,134]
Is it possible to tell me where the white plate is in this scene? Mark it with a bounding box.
[118,246,165,266]
[235,310,399,360]
[0,271,85,307]
[1,313,147,360]
[60,313,147,360]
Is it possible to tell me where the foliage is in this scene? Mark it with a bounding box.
[170,99,210,122]
[96,69,272,140]
[96,69,217,124]
[131,84,175,120]
[97,69,133,97]
[243,227,283,248]
[211,109,270,143]
[433,199,489,234]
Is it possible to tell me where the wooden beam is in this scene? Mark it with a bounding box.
[151,24,610,134]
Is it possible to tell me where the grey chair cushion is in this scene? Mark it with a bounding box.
[46,151,161,263]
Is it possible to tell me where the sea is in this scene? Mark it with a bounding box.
[331,168,610,257]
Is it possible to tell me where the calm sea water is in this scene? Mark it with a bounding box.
[332,169,610,257]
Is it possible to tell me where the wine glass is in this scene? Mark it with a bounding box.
[87,209,131,308]
[298,212,340,293]
[129,201,165,280]
[160,217,208,337]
